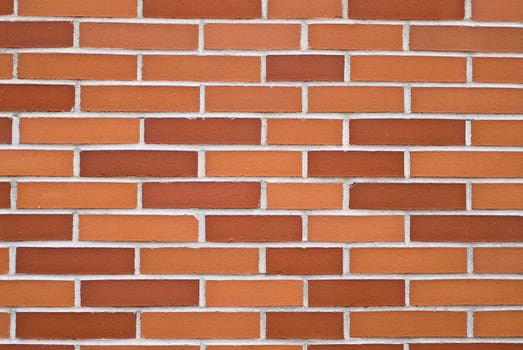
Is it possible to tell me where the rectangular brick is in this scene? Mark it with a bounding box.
[0,117,11,144]
[475,311,523,337]
[309,280,404,306]
[0,214,72,241]
[0,182,9,208]
[473,184,523,209]
[267,183,343,210]
[206,280,302,306]
[266,312,343,339]
[309,151,404,177]
[0,85,74,111]
[268,0,342,18]
[267,118,343,145]
[309,24,403,50]
[144,0,261,18]
[0,346,73,350]
[205,24,300,50]
[411,344,523,350]
[309,87,404,113]
[0,313,9,338]
[0,0,13,15]
[206,151,302,177]
[310,344,402,350]
[309,216,404,242]
[19,0,136,17]
[206,87,301,113]
[474,248,523,274]
[267,55,344,81]
[0,22,73,48]
[472,120,523,146]
[0,54,12,78]
[266,248,343,275]
[0,248,7,274]
[0,150,72,176]
[472,0,523,21]
[473,57,523,83]
[0,281,73,307]
[349,0,464,19]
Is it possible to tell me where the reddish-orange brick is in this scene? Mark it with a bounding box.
[143,182,260,209]
[473,58,523,83]
[19,0,136,17]
[475,311,523,337]
[80,23,198,50]
[266,312,344,339]
[267,55,345,81]
[0,346,74,350]
[351,56,466,82]
[267,183,343,210]
[0,118,11,144]
[311,345,402,350]
[0,54,12,78]
[472,120,523,146]
[16,313,136,339]
[19,54,136,80]
[82,347,197,350]
[349,0,464,19]
[411,280,523,306]
[206,151,302,177]
[267,119,343,145]
[473,184,523,209]
[20,117,140,144]
[0,0,13,15]
[411,344,523,350]
[206,280,303,307]
[0,182,9,208]
[475,248,523,274]
[309,87,404,113]
[268,0,342,18]
[205,24,301,50]
[145,118,261,145]
[141,312,259,339]
[473,0,523,21]
[351,119,465,145]
[0,150,72,176]
[80,215,198,242]
[144,0,260,18]
[206,87,301,113]
[266,248,342,275]
[0,313,8,338]
[351,311,467,337]
[17,182,137,209]
[0,22,73,48]
[350,183,466,210]
[411,152,523,178]
[82,280,199,307]
[412,88,523,114]
[351,248,467,274]
[81,86,199,112]
[211,346,301,350]
[141,248,258,274]
[0,281,74,306]
[0,214,72,241]
[17,248,134,274]
[309,216,404,242]
[0,85,74,111]
[309,280,404,306]
[143,55,260,82]
[410,26,523,52]
[309,151,404,177]
[206,215,301,242]
[0,248,7,274]
[411,215,523,242]
[309,24,403,50]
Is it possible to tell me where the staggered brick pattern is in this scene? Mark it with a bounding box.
[0,0,522,348]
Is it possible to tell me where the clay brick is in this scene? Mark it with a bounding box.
[309,87,404,113]
[0,22,73,48]
[411,215,523,242]
[80,23,198,50]
[267,119,343,145]
[472,120,523,146]
[18,0,136,17]
[308,216,404,242]
[0,182,9,208]
[0,281,74,306]
[16,313,136,339]
[472,0,523,21]
[0,248,7,274]
[205,24,301,50]
[0,214,72,241]
[141,248,258,274]
[310,346,402,350]
[16,248,134,274]
[0,118,11,144]
[143,182,260,209]
[20,117,140,145]
[82,280,199,307]
[266,248,343,275]
[473,184,523,209]
[206,215,302,242]
[0,85,74,111]
[268,0,342,18]
[267,55,344,81]
[141,312,259,338]
[0,313,8,338]
[349,0,464,19]
[473,58,523,83]
[0,0,12,15]
[267,183,343,210]
[475,311,523,337]
[266,312,344,339]
[0,346,73,350]
[0,54,12,79]
[211,347,300,350]
[144,0,261,18]
[206,87,301,113]
[80,215,198,242]
[474,248,523,274]
[351,248,467,274]
[309,24,403,50]
[309,151,404,177]
[309,280,404,306]
[82,347,196,350]
[206,280,303,306]
[145,118,261,145]
[0,150,72,176]
[411,344,523,350]
[206,151,302,177]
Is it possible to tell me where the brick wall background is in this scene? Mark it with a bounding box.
[0,0,522,348]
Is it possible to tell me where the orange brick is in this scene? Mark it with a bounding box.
[81,86,199,112]
[267,55,345,82]
[17,182,137,209]
[206,280,303,306]
[0,84,74,112]
[410,26,523,52]
[309,24,403,50]
[0,54,12,79]
[411,152,523,178]
[0,0,13,15]
[0,150,72,176]
[141,248,258,275]
[0,214,72,241]
[206,151,302,177]
[266,312,344,339]
[266,248,343,275]
[0,281,74,307]
[351,248,467,274]
[0,22,73,48]
[141,312,259,339]
[351,56,466,82]
[143,0,261,18]
[349,0,464,19]
[0,248,7,274]
[205,24,301,50]
[20,117,140,144]
[267,183,343,209]
[80,23,198,50]
[0,313,9,338]
[475,248,523,273]
[309,151,404,177]
[472,184,523,209]
[351,311,467,337]
[309,280,404,306]
[211,346,300,350]
[0,183,9,208]
[19,54,136,80]
[410,344,523,350]
[267,119,343,145]
[0,118,11,144]
[473,58,523,83]
[82,346,195,350]
[472,120,523,146]
[311,346,402,350]
[143,55,260,82]
[19,0,136,17]
[206,87,301,113]
[475,311,523,337]
[80,215,198,242]
[309,87,403,113]
[268,0,342,18]
[472,0,523,21]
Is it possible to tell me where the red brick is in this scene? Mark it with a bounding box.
[310,346,402,350]
[411,344,523,350]
[309,216,404,242]
[472,120,523,146]
[0,248,8,274]
[0,54,12,79]
[472,0,523,21]
[206,87,301,113]
[475,311,523,337]
[309,280,404,306]
[206,151,302,177]
[0,118,11,144]
[0,22,73,48]
[309,24,403,50]
[349,0,464,19]
[144,0,261,18]
[0,85,74,112]
[0,281,74,306]
[0,214,72,241]
[309,87,404,113]
[473,58,523,83]
[0,0,13,15]
[266,248,342,275]
[268,0,342,18]
[309,151,404,177]
[205,24,301,50]
[0,182,9,208]
[18,0,136,17]
[267,119,343,145]
[267,55,344,81]
[267,183,343,210]
[266,312,344,339]
[0,346,73,350]
[473,184,523,209]
[0,313,9,338]
[474,248,523,274]
[0,150,72,176]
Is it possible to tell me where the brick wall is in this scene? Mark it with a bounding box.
[0,0,522,348]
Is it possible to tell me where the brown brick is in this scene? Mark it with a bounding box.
[349,0,464,19]
[0,118,11,144]
[267,55,344,81]
[266,248,342,275]
[309,151,404,177]
[472,120,523,146]
[0,85,74,112]
[0,22,73,48]
[144,0,261,18]
[0,54,12,79]
[0,182,9,208]
[0,0,13,15]
[0,214,72,241]
[309,280,404,306]
[266,312,344,339]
